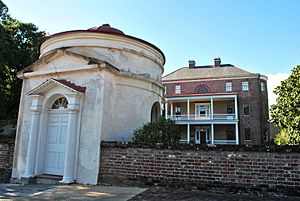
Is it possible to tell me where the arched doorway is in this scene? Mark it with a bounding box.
[44,97,69,175]
[151,102,160,122]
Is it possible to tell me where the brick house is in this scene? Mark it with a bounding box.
[162,58,269,145]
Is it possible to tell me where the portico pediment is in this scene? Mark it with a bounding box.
[17,48,119,79]
[27,78,86,96]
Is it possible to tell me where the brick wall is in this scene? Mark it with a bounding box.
[99,142,300,194]
[164,77,270,145]
[0,140,15,183]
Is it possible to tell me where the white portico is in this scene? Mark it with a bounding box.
[23,79,84,183]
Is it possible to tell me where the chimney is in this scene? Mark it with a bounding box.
[189,60,196,68]
[214,57,221,67]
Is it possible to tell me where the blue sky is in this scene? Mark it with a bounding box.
[3,0,299,104]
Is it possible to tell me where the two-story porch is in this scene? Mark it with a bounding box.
[165,94,239,145]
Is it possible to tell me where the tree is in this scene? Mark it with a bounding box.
[133,117,181,145]
[270,65,300,145]
[0,1,45,119]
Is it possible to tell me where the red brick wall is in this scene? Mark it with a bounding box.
[99,143,300,193]
[164,78,270,145]
[0,141,15,183]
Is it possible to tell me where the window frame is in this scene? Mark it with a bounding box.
[243,104,250,116]
[242,81,249,91]
[261,82,265,92]
[244,128,251,141]
[226,82,232,92]
[175,85,181,94]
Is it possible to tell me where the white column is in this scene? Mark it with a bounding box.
[23,95,43,178]
[210,98,214,120]
[23,110,41,178]
[211,124,214,145]
[187,124,190,144]
[234,95,238,120]
[165,102,168,119]
[170,102,173,118]
[187,98,190,120]
[235,122,239,145]
[61,106,78,183]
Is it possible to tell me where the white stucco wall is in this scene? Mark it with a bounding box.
[13,30,164,185]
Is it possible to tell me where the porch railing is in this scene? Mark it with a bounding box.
[167,114,236,121]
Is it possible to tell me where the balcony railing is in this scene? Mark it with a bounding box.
[167,114,237,121]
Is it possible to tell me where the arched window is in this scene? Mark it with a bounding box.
[51,97,68,109]
[196,85,209,94]
[151,102,160,122]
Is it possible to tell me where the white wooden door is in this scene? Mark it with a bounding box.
[44,113,68,175]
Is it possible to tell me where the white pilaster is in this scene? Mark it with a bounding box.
[23,95,43,178]
[170,103,173,118]
[187,124,190,144]
[61,105,79,183]
[210,98,214,120]
[235,122,239,145]
[187,98,190,120]
[165,102,168,119]
[211,124,214,145]
[234,95,238,120]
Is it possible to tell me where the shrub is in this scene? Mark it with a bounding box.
[133,117,181,145]
[273,130,289,146]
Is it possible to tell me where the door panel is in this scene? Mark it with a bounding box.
[44,113,68,175]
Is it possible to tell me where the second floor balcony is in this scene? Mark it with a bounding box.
[164,94,238,124]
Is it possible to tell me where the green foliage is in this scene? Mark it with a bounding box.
[0,1,46,119]
[273,130,289,146]
[133,117,181,145]
[270,65,300,145]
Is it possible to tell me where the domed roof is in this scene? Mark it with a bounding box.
[88,24,125,35]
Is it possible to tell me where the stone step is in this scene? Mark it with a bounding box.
[35,174,63,184]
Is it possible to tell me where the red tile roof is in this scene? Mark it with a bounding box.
[53,79,86,93]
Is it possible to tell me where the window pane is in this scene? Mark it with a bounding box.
[242,81,249,91]
[175,85,181,94]
[226,82,232,92]
[243,104,250,116]
[244,128,251,141]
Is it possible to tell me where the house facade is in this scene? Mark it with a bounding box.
[12,24,165,185]
[163,58,269,145]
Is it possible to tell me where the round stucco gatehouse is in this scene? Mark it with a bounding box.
[13,24,165,185]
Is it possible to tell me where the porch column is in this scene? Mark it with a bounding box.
[165,102,168,119]
[211,124,214,145]
[61,105,79,183]
[210,98,214,120]
[187,124,190,144]
[235,122,239,145]
[23,95,43,178]
[170,102,173,118]
[234,95,238,120]
[187,98,190,120]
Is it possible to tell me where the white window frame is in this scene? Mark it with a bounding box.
[261,82,265,91]
[175,85,181,94]
[242,81,249,91]
[226,82,232,92]
[195,103,210,119]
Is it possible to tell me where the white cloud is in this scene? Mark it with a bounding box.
[266,73,289,106]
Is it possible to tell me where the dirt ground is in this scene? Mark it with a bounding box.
[129,186,300,201]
